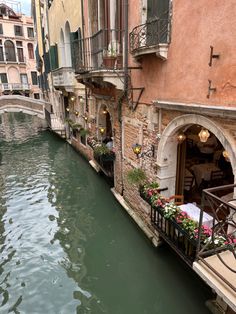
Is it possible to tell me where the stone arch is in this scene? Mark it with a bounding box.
[64,21,72,67]
[97,101,114,140]
[59,28,65,67]
[7,66,20,83]
[156,114,236,195]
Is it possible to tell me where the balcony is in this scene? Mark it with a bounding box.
[0,83,30,91]
[52,67,75,92]
[129,18,171,60]
[72,29,124,90]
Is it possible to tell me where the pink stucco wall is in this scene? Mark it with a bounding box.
[0,13,40,95]
[129,0,236,106]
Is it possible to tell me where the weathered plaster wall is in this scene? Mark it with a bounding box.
[129,0,236,106]
[48,0,82,44]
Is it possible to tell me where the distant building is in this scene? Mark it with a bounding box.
[0,0,41,99]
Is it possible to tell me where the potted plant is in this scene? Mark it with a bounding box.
[93,143,115,162]
[103,45,117,69]
[126,168,147,187]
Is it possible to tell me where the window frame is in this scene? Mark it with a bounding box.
[14,25,23,37]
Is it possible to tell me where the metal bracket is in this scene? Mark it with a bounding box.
[207,80,216,98]
[128,87,145,111]
[209,46,220,67]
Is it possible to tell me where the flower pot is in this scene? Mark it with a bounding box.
[103,56,117,69]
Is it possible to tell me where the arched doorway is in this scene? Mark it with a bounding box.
[156,114,236,200]
[97,103,113,141]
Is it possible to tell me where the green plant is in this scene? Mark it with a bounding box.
[79,128,90,137]
[65,118,82,130]
[93,144,110,156]
[126,168,147,186]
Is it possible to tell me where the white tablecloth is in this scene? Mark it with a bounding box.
[190,163,220,186]
[179,203,213,228]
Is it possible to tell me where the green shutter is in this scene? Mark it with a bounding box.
[70,32,78,69]
[49,45,59,70]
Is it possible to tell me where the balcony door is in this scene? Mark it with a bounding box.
[20,74,28,88]
[147,0,170,45]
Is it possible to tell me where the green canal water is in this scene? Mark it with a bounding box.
[0,113,212,313]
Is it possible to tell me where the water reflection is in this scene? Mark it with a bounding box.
[0,113,212,313]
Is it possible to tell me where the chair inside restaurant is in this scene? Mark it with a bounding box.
[176,124,234,206]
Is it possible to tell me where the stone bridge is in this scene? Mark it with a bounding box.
[0,95,51,120]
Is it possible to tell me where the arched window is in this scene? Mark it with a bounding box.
[64,21,72,67]
[27,43,34,59]
[4,40,16,61]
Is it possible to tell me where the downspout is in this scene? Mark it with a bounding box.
[80,0,88,111]
[45,1,53,101]
[118,0,128,195]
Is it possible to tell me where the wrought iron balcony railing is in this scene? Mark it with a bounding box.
[129,18,171,57]
[196,184,236,292]
[72,29,124,73]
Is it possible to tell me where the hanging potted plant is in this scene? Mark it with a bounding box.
[126,168,147,187]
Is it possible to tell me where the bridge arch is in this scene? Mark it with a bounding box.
[0,95,50,120]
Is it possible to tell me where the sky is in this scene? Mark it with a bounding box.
[20,0,31,16]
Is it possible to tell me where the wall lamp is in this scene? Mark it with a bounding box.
[70,95,76,102]
[102,106,108,114]
[74,111,79,116]
[99,127,106,135]
[132,143,155,158]
[66,107,70,112]
[198,128,210,143]
[223,150,230,162]
[177,133,186,143]
[83,115,88,122]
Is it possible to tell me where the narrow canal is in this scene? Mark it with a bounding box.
[0,113,212,314]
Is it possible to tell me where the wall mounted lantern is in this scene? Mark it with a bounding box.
[132,143,155,158]
[99,127,106,135]
[223,150,230,162]
[177,133,186,143]
[70,95,75,102]
[74,111,79,116]
[102,106,108,114]
[66,107,70,112]
[83,115,88,122]
[198,128,210,143]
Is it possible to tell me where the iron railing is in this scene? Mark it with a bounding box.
[129,18,171,54]
[150,184,236,269]
[72,29,124,73]
[151,206,198,266]
[196,184,236,291]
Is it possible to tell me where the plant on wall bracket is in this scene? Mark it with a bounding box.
[126,168,147,187]
[79,128,90,137]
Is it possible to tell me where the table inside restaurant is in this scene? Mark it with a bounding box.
[180,203,213,228]
[190,162,220,187]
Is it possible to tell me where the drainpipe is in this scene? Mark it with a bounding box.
[118,0,128,195]
[80,0,88,114]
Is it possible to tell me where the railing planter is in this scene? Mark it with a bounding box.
[151,206,198,264]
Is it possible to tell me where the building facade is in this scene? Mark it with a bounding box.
[34,1,236,313]
[0,1,40,98]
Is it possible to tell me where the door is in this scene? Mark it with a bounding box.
[20,74,28,88]
[175,140,186,196]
